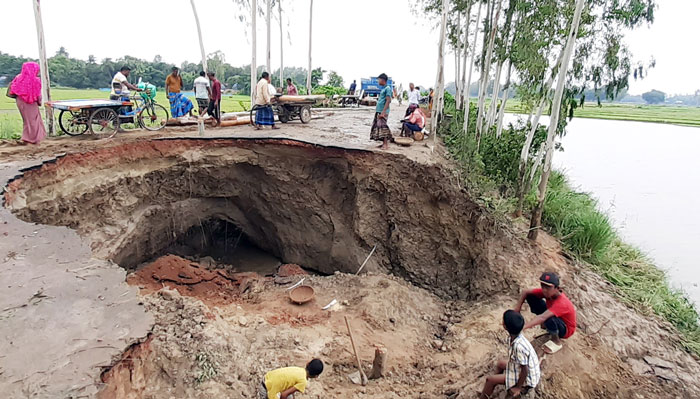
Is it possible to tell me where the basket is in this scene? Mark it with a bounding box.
[394,137,414,146]
[289,285,315,304]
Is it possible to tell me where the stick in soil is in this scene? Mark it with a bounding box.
[344,316,368,386]
[369,345,388,379]
[356,245,377,275]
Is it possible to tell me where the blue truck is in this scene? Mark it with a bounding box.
[360,77,394,97]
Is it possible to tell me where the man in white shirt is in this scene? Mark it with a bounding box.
[193,71,211,116]
[407,82,420,106]
[110,66,141,101]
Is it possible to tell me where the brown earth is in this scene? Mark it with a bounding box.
[2,109,700,398]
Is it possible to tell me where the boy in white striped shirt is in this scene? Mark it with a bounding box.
[479,310,541,399]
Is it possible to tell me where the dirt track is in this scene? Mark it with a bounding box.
[1,107,699,398]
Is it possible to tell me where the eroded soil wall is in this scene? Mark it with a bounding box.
[5,138,530,300]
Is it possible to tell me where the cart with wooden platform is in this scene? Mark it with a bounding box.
[249,95,324,125]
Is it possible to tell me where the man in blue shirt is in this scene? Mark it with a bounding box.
[348,80,357,95]
[370,73,393,150]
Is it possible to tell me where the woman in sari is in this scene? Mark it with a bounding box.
[8,62,46,144]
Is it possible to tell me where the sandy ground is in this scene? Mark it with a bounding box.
[2,105,700,398]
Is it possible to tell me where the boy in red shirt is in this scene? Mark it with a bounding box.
[514,272,577,354]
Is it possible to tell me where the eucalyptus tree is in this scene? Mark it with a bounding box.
[278,0,284,86]
[32,0,54,134]
[266,0,272,73]
[463,1,483,135]
[475,0,502,147]
[251,0,257,103]
[307,0,314,95]
[430,0,449,138]
[190,0,208,74]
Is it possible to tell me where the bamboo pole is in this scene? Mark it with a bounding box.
[190,0,208,74]
[266,0,272,74]
[430,0,448,140]
[251,0,257,104]
[307,0,313,95]
[32,0,54,135]
[278,0,283,87]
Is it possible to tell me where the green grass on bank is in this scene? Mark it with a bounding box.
[440,98,700,356]
[505,100,700,127]
[0,88,251,139]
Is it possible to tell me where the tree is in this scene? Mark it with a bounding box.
[430,0,449,139]
[642,89,665,104]
[251,0,257,103]
[326,71,344,87]
[528,0,586,241]
[307,0,314,95]
[190,0,207,74]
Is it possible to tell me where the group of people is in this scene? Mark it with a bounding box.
[479,271,577,399]
[256,271,575,399]
[369,74,428,149]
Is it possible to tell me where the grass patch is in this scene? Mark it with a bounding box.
[439,98,700,357]
[0,113,22,140]
[505,100,700,127]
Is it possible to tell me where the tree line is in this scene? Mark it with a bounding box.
[0,49,343,95]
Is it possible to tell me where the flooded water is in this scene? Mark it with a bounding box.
[537,117,700,307]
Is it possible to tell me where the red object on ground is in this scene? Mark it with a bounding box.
[277,263,308,277]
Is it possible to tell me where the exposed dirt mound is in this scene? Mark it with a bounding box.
[277,263,309,277]
[126,254,265,306]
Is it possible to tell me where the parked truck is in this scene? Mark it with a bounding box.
[360,77,394,97]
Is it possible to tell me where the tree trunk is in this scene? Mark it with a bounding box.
[32,0,54,135]
[495,59,513,137]
[251,0,257,104]
[307,0,313,95]
[190,0,208,74]
[430,0,449,138]
[485,60,503,128]
[460,3,472,111]
[528,0,586,240]
[476,0,501,149]
[279,0,283,86]
[455,12,462,110]
[463,1,482,135]
[266,0,271,73]
[516,140,545,217]
[515,46,566,217]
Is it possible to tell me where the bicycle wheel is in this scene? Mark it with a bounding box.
[88,108,119,138]
[58,110,88,136]
[138,103,169,131]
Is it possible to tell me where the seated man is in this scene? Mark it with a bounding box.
[479,310,540,399]
[258,359,323,399]
[514,272,577,354]
[401,104,426,138]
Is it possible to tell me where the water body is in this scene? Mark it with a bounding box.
[508,115,700,307]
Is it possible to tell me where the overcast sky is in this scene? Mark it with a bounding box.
[2,0,697,95]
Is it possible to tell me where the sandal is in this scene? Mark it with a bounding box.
[543,340,563,354]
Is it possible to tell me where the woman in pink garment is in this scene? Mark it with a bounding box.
[8,62,46,144]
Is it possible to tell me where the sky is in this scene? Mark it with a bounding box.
[1,0,698,95]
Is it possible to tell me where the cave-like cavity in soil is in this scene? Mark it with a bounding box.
[4,138,525,299]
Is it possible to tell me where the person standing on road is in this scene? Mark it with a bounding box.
[193,71,211,116]
[7,62,46,144]
[370,73,393,150]
[206,71,222,127]
[514,272,577,354]
[254,72,279,130]
[407,83,420,106]
[286,78,298,96]
[348,79,357,95]
[165,67,194,118]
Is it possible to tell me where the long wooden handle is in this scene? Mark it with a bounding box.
[344,316,366,381]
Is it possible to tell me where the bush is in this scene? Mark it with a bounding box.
[312,85,346,97]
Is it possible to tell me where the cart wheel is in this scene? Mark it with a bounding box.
[249,105,257,126]
[58,110,88,136]
[138,103,169,131]
[89,108,120,138]
[300,105,312,123]
[278,107,290,123]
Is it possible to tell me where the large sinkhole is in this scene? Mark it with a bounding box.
[3,138,520,299]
